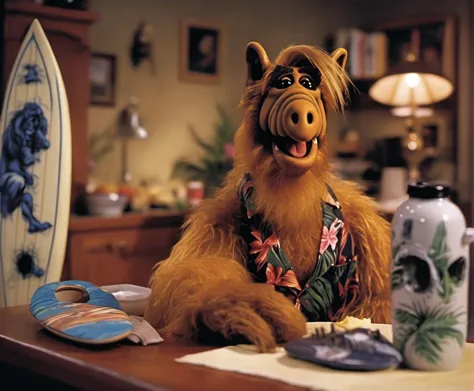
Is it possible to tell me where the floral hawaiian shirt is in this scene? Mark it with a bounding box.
[238,172,360,321]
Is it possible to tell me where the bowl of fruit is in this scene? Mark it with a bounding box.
[86,183,134,217]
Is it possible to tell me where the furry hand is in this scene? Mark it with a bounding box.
[195,282,307,352]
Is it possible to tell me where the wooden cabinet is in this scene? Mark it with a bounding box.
[64,211,187,287]
[2,1,99,212]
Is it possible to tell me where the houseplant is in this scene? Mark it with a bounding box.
[172,105,235,197]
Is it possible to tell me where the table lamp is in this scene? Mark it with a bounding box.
[368,29,453,181]
[118,96,148,183]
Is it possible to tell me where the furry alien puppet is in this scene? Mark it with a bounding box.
[145,41,391,352]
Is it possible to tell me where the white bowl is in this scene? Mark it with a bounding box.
[101,284,151,316]
[86,193,128,217]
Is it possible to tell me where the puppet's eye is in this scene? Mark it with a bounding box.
[275,75,293,89]
[300,76,316,90]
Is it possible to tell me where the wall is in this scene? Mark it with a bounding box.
[88,0,357,186]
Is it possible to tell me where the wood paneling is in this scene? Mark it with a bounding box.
[64,211,187,286]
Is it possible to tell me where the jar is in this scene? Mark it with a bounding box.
[391,182,472,371]
[187,181,204,207]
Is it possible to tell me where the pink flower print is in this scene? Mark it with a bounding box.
[320,219,343,254]
[250,230,279,270]
[266,264,302,291]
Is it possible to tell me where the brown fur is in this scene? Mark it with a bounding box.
[145,43,391,352]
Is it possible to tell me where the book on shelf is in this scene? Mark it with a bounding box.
[332,28,388,80]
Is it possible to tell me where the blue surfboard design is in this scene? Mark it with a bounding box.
[0,19,72,307]
[17,64,45,84]
[0,101,52,234]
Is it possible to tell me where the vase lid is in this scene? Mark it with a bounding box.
[407,182,451,199]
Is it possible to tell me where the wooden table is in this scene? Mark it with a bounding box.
[1,306,473,391]
[0,305,307,391]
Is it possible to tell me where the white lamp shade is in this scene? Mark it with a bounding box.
[369,72,453,106]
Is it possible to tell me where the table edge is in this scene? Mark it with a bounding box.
[0,334,170,391]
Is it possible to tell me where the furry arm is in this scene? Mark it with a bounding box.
[144,190,307,351]
[334,179,392,323]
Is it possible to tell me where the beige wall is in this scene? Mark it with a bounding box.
[88,0,356,186]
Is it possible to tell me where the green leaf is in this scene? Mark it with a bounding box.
[425,326,464,347]
[189,125,219,158]
[172,160,206,180]
[315,250,336,277]
[303,278,334,319]
[441,275,455,302]
[328,263,349,283]
[322,206,336,227]
[170,105,235,188]
[393,325,417,352]
[413,331,443,364]
[426,221,457,302]
[429,221,450,271]
[267,247,288,270]
[395,307,421,327]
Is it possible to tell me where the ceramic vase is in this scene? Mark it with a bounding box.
[391,183,472,371]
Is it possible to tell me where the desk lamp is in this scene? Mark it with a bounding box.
[368,29,453,181]
[118,96,148,183]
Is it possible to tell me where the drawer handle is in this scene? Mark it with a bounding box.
[106,241,129,253]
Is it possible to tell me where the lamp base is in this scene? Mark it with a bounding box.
[407,166,421,182]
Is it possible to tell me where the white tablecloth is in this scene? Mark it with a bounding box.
[176,323,474,391]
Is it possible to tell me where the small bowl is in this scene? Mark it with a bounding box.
[100,284,151,316]
[86,193,128,217]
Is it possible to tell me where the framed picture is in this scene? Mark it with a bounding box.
[89,53,116,106]
[179,19,225,84]
[375,15,457,83]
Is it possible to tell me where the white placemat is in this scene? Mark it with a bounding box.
[176,323,474,391]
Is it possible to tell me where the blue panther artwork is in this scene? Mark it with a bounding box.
[18,64,44,84]
[0,102,52,233]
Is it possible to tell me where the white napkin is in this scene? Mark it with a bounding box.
[126,316,164,345]
[176,323,474,391]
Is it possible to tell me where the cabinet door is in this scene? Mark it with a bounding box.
[68,227,180,287]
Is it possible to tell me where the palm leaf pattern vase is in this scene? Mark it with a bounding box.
[393,301,464,365]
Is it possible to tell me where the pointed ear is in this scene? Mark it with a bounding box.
[246,41,271,86]
[331,48,348,70]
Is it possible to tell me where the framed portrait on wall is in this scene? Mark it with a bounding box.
[89,53,116,106]
[179,19,226,84]
[376,15,457,84]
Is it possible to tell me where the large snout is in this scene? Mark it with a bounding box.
[263,91,324,141]
[281,96,320,141]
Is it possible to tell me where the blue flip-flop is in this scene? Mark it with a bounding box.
[30,280,133,344]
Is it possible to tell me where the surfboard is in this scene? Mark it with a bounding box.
[0,19,71,307]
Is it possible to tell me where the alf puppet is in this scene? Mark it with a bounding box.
[145,41,391,352]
